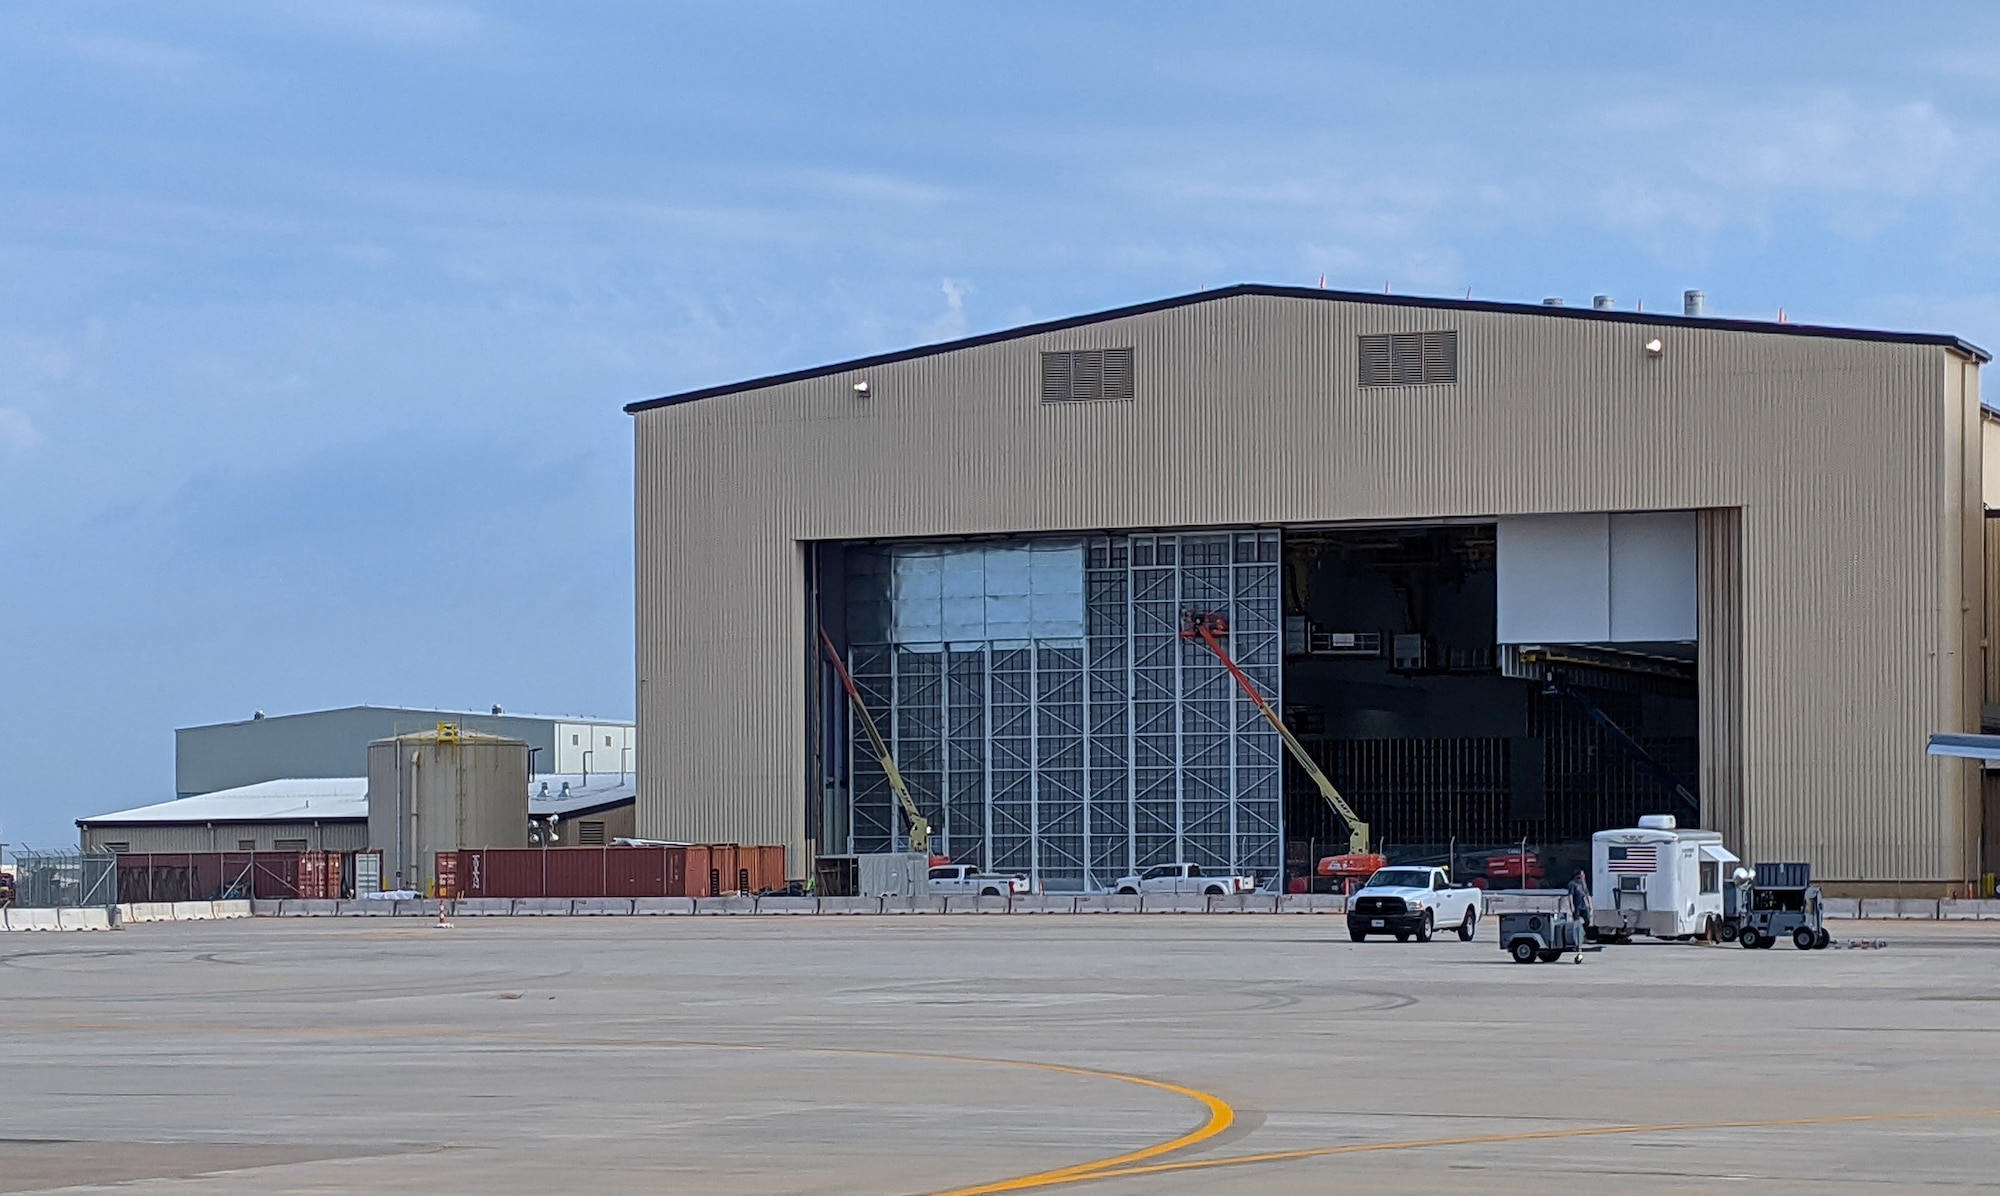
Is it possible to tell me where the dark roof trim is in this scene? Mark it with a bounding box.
[75,815,367,828]
[542,795,636,820]
[625,282,1990,413]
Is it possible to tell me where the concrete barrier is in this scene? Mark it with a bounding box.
[632,897,696,915]
[1940,899,2000,920]
[1209,894,1280,914]
[944,896,1011,914]
[694,896,758,915]
[171,901,216,921]
[1277,894,1345,914]
[449,898,512,917]
[392,900,440,918]
[754,897,817,915]
[213,900,252,920]
[815,896,881,915]
[1140,896,1209,914]
[879,896,947,915]
[1821,897,1861,919]
[125,902,180,923]
[511,898,572,916]
[250,900,286,918]
[571,898,636,916]
[57,907,113,931]
[1074,894,1142,914]
[1009,895,1077,914]
[278,899,341,917]
[4,908,60,931]
[1859,898,1940,919]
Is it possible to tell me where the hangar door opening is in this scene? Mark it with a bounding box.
[1280,513,1705,889]
[812,531,1284,892]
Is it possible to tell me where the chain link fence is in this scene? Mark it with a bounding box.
[11,849,119,908]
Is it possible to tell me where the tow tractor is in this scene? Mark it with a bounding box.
[819,629,933,855]
[1180,611,1385,883]
[1723,861,1830,950]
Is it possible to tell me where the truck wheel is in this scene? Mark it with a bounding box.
[1414,912,1434,943]
[1792,926,1817,951]
[1457,909,1477,942]
[1738,927,1761,949]
[1204,886,1224,897]
[981,887,1001,897]
[1510,939,1538,964]
[1349,928,1367,942]
[1814,927,1831,950]
[1718,922,1738,943]
[1117,887,1137,896]
[1755,935,1775,949]
[1537,950,1562,963]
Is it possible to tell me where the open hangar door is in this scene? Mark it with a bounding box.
[1278,513,1702,891]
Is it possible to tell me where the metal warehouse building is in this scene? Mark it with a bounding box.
[629,284,1994,893]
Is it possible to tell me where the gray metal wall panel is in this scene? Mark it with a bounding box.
[635,293,1983,881]
[178,707,566,795]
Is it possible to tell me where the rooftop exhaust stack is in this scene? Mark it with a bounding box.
[1684,290,1705,318]
[1592,295,1614,310]
[1542,297,1564,307]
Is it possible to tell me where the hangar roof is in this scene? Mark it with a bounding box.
[182,705,633,732]
[625,283,1990,414]
[79,774,638,827]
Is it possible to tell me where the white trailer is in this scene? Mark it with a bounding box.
[1590,815,1739,941]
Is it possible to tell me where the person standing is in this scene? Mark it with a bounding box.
[1567,870,1591,924]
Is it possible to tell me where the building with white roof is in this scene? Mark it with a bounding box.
[78,774,635,855]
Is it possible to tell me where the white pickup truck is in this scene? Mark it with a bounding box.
[924,864,1030,897]
[1346,866,1482,942]
[1111,863,1258,897]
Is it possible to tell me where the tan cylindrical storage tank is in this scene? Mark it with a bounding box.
[367,724,529,894]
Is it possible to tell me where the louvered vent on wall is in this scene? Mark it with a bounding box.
[1041,348,1136,403]
[1358,331,1458,387]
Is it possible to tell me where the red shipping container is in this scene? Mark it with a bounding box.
[443,846,785,898]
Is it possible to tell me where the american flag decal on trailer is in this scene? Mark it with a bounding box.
[1608,845,1658,873]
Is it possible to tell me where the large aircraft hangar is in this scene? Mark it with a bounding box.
[628,284,1994,894]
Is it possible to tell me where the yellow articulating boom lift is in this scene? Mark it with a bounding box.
[818,629,932,855]
[1180,611,1386,879]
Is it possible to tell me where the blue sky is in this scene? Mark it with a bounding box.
[5,4,2000,848]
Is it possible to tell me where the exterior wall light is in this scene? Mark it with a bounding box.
[1644,339,1664,358]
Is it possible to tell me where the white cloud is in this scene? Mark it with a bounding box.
[924,278,972,342]
[276,1,490,47]
[1688,95,1966,197]
[46,33,206,80]
[0,408,41,450]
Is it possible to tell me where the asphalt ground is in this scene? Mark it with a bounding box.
[1,914,1996,1194]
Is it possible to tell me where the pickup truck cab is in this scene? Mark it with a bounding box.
[1346,866,1481,942]
[924,864,1030,897]
[1111,863,1257,897]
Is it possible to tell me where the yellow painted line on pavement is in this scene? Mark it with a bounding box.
[21,1018,1233,1196]
[978,1106,2000,1191]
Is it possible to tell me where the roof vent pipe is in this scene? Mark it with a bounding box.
[1542,297,1564,307]
[1592,295,1614,310]
[1683,290,1705,318]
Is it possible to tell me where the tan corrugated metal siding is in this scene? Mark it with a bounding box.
[635,293,1985,881]
[80,822,369,854]
[1697,507,1744,852]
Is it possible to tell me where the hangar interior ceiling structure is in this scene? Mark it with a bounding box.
[812,513,1702,892]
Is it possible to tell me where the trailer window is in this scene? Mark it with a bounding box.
[1700,861,1720,894]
